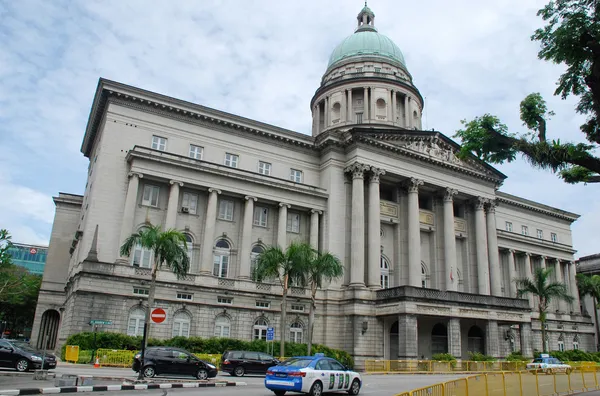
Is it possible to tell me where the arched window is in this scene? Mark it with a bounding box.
[421,263,429,288]
[332,102,341,123]
[431,323,448,355]
[172,311,191,338]
[127,308,145,336]
[213,239,230,278]
[467,325,484,354]
[376,98,386,119]
[573,335,580,350]
[558,334,565,352]
[253,317,269,340]
[380,256,390,289]
[251,245,264,275]
[132,228,152,268]
[290,321,303,343]
[214,315,231,338]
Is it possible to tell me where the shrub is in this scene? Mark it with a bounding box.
[506,351,528,362]
[432,353,456,362]
[468,352,495,362]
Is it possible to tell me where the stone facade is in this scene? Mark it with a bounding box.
[32,6,595,367]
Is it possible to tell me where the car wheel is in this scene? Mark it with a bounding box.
[196,369,208,380]
[233,366,245,377]
[274,391,286,396]
[143,366,156,378]
[347,379,361,395]
[309,380,323,396]
[15,359,29,372]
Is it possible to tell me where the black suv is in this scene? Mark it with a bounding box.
[221,350,279,376]
[132,347,218,379]
[0,339,56,372]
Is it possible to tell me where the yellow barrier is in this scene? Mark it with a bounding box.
[65,345,79,363]
[95,349,136,367]
[365,360,593,373]
[396,368,600,396]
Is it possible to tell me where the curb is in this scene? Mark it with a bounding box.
[364,371,505,375]
[0,381,244,395]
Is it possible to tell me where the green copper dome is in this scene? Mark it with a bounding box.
[327,30,406,70]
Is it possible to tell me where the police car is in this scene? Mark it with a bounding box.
[264,354,361,396]
[526,354,572,374]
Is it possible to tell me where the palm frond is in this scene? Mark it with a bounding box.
[253,246,285,284]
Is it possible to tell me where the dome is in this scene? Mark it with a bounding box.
[327,30,406,70]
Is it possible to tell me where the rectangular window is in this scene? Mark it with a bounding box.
[381,274,390,289]
[290,169,303,183]
[133,245,152,268]
[574,342,579,350]
[142,185,160,207]
[181,192,198,215]
[537,229,543,239]
[287,212,300,233]
[151,136,167,151]
[356,113,363,124]
[505,222,513,232]
[254,207,268,227]
[218,199,234,221]
[558,341,565,352]
[551,233,558,243]
[258,161,272,176]
[213,255,229,278]
[290,304,305,312]
[217,296,232,305]
[224,153,239,168]
[256,301,271,309]
[374,67,381,72]
[133,288,149,296]
[522,225,529,236]
[176,292,193,301]
[189,144,203,160]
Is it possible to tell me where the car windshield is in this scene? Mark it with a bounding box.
[11,342,37,353]
[532,358,544,363]
[279,358,313,368]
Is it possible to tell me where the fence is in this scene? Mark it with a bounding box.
[397,368,600,396]
[91,348,224,368]
[365,360,598,373]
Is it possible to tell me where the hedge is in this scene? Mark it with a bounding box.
[62,332,354,368]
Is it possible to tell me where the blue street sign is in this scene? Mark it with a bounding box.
[266,327,274,341]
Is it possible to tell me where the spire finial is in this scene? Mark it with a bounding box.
[365,1,367,6]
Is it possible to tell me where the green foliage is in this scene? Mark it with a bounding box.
[506,351,528,362]
[520,93,554,137]
[468,352,495,362]
[431,353,456,362]
[0,229,12,267]
[549,349,598,362]
[454,115,517,164]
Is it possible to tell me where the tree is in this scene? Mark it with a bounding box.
[454,0,600,184]
[253,242,310,358]
[303,249,343,356]
[120,224,190,379]
[576,273,600,350]
[516,267,574,353]
[0,229,13,267]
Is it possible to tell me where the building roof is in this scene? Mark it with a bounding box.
[327,30,406,70]
[495,191,580,222]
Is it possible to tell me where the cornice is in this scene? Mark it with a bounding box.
[53,194,84,207]
[497,230,577,255]
[495,192,579,222]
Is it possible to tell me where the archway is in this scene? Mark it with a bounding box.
[431,323,448,355]
[467,325,484,354]
[37,310,60,350]
[389,321,399,359]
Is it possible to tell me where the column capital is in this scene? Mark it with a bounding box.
[279,202,291,209]
[310,209,323,215]
[127,172,143,179]
[244,196,258,202]
[208,188,221,195]
[344,162,370,179]
[486,199,498,213]
[443,187,458,202]
[508,249,516,254]
[169,180,184,187]
[525,252,532,257]
[369,167,386,183]
[473,196,488,210]
[403,178,424,193]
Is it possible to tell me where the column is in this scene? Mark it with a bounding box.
[474,197,490,295]
[239,196,257,279]
[443,188,458,291]
[164,180,183,230]
[346,162,368,287]
[341,90,347,123]
[404,96,410,128]
[391,90,396,124]
[364,87,369,120]
[540,255,547,271]
[397,315,418,359]
[310,210,321,249]
[118,172,142,262]
[368,167,385,289]
[370,87,376,122]
[348,89,353,122]
[278,203,290,248]
[325,97,330,129]
[406,178,424,288]
[554,259,567,312]
[485,320,500,358]
[569,261,581,314]
[448,318,461,358]
[507,249,517,298]
[520,322,534,357]
[524,253,535,308]
[315,104,320,134]
[200,188,221,274]
[486,200,502,296]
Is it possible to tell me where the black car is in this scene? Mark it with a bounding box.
[0,339,56,372]
[221,350,279,376]
[132,347,217,380]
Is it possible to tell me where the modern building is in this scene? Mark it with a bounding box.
[32,5,594,364]
[7,243,47,276]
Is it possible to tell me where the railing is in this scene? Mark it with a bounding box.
[365,360,530,373]
[396,368,600,396]
[94,349,223,368]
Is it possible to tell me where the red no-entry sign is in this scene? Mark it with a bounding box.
[151,308,167,324]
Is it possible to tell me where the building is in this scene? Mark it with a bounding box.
[575,254,600,350]
[7,243,47,276]
[32,5,594,365]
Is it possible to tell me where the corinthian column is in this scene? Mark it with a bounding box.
[569,261,581,314]
[554,259,568,312]
[165,180,183,230]
[507,249,517,298]
[277,203,291,248]
[346,162,369,287]
[405,178,424,288]
[368,167,385,288]
[474,197,490,295]
[239,196,257,279]
[348,90,353,122]
[524,253,534,308]
[118,172,143,262]
[486,200,502,296]
[310,210,321,250]
[200,188,221,274]
[443,188,458,291]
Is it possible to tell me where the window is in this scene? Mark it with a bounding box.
[133,288,149,296]
[177,292,193,301]
[189,144,203,160]
[356,113,363,124]
[213,239,231,278]
[374,67,381,72]
[181,192,198,214]
[537,229,543,239]
[290,169,303,183]
[142,185,160,207]
[251,245,264,275]
[179,234,193,269]
[217,296,233,305]
[224,153,239,168]
[218,200,234,221]
[256,301,270,309]
[505,222,513,232]
[290,322,303,343]
[381,256,390,289]
[573,336,579,350]
[214,315,230,337]
[421,264,429,288]
[151,136,167,151]
[254,207,268,227]
[287,213,300,233]
[253,318,268,340]
[551,233,558,243]
[291,304,305,312]
[127,308,145,336]
[132,244,152,268]
[522,225,529,236]
[172,311,191,338]
[558,339,565,352]
[258,161,272,176]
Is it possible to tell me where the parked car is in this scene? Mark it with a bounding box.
[526,354,572,374]
[221,350,279,376]
[132,347,218,379]
[0,339,56,372]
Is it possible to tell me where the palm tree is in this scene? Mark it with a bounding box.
[576,273,600,351]
[253,242,311,358]
[516,267,574,353]
[304,249,343,356]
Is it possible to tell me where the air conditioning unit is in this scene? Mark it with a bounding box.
[181,207,189,213]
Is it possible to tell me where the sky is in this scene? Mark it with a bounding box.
[0,0,598,258]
